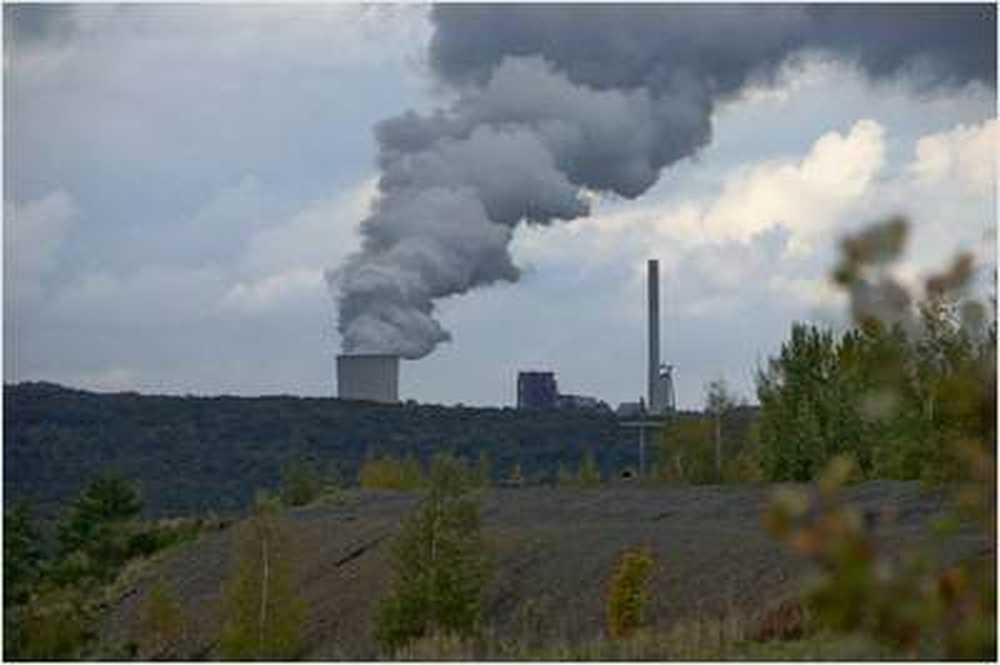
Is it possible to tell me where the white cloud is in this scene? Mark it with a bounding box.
[909,119,998,196]
[221,268,324,314]
[697,119,885,248]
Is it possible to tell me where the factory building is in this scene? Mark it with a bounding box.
[517,372,605,410]
[336,354,399,403]
[517,371,558,409]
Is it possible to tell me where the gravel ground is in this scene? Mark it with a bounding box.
[98,481,990,659]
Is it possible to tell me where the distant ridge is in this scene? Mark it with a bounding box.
[4,381,668,518]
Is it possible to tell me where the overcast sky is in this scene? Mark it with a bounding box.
[4,4,997,409]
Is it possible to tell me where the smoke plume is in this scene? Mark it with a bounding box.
[330,4,995,359]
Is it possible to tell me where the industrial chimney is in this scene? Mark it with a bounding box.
[336,354,400,403]
[647,259,660,413]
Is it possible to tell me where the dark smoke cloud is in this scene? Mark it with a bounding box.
[331,4,996,359]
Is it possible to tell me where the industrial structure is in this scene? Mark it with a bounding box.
[517,371,559,409]
[336,354,399,403]
[620,258,677,475]
[646,259,676,416]
[516,371,607,410]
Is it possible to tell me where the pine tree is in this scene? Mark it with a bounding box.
[56,473,142,581]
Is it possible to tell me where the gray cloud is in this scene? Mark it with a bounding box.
[430,4,996,91]
[334,3,996,359]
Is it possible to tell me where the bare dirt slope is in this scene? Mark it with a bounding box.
[99,482,989,659]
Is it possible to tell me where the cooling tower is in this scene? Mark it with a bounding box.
[336,354,399,403]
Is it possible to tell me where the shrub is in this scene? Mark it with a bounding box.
[12,586,94,660]
[280,457,322,507]
[606,546,655,639]
[557,452,602,487]
[764,452,995,659]
[4,500,43,608]
[358,454,426,490]
[658,418,716,484]
[578,451,602,486]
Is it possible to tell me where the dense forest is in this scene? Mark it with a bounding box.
[4,382,742,518]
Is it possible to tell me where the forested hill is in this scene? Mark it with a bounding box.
[4,381,694,518]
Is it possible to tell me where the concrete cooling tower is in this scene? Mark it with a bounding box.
[336,354,399,403]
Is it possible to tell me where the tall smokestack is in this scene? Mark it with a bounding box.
[648,259,659,413]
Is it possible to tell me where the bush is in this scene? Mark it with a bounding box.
[280,457,322,507]
[4,500,43,608]
[557,451,602,487]
[606,546,655,639]
[765,452,995,659]
[358,454,426,490]
[658,418,717,484]
[11,586,94,660]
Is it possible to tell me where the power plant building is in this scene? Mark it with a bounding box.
[517,371,558,409]
[337,354,399,403]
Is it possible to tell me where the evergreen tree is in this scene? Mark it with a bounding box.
[56,473,142,581]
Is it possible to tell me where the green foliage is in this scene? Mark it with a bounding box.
[138,578,186,659]
[358,454,427,490]
[280,457,322,507]
[475,451,492,488]
[219,499,306,660]
[6,382,642,517]
[756,324,865,481]
[658,418,717,484]
[758,218,994,482]
[374,454,491,655]
[705,378,737,481]
[578,451,602,486]
[54,473,142,583]
[557,451,603,487]
[4,500,43,608]
[606,546,655,640]
[10,586,94,660]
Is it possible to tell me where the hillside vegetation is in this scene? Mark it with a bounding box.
[5,383,700,517]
